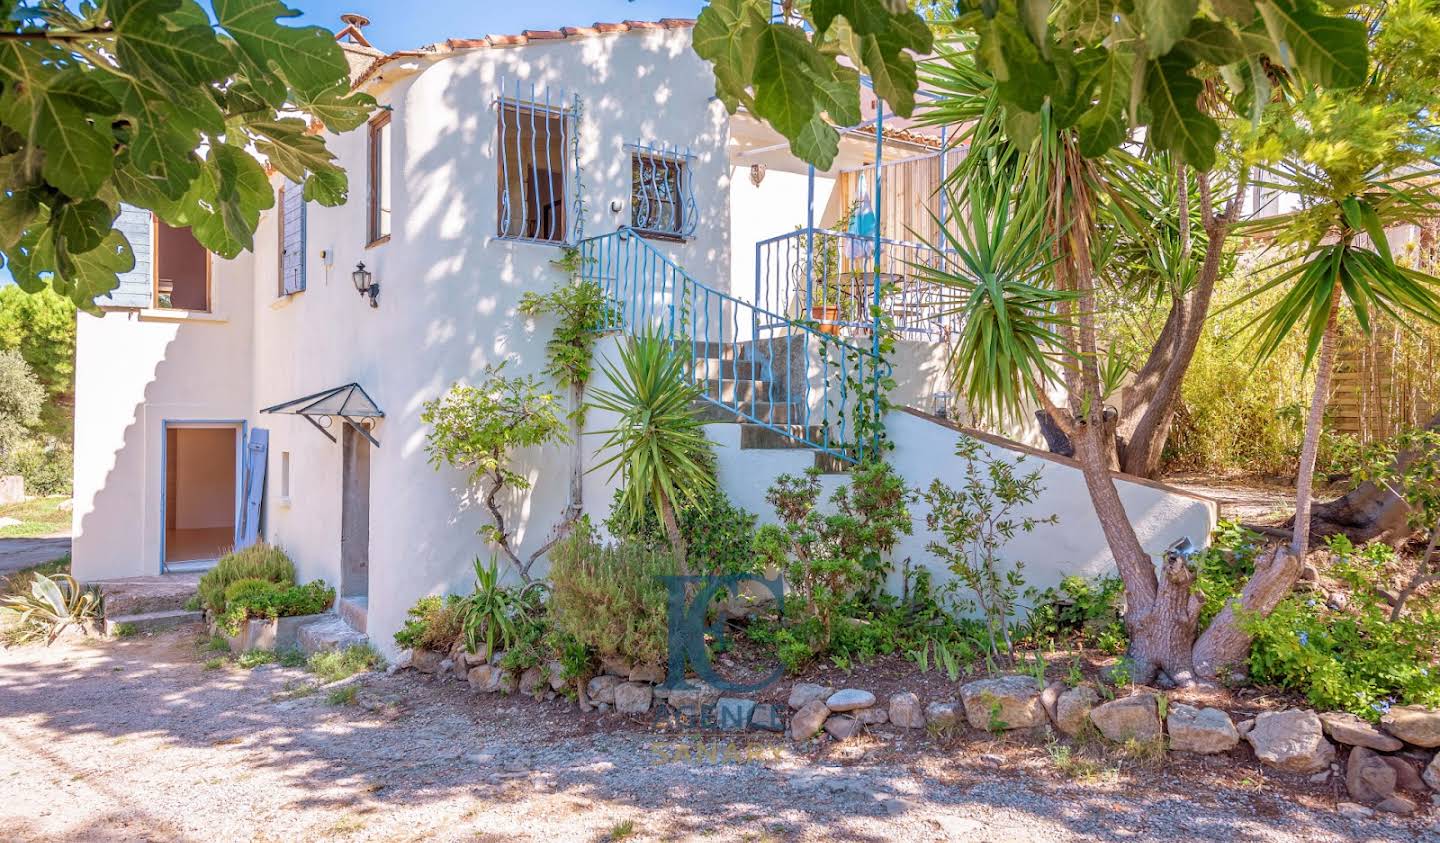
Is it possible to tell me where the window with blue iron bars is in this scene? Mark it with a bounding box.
[497,98,572,244]
[629,144,696,240]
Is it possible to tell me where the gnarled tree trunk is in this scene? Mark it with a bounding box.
[1303,409,1440,545]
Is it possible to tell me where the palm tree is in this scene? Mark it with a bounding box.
[588,332,716,572]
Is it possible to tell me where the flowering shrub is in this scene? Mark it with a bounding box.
[1245,536,1440,719]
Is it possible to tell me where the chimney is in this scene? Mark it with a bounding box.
[336,13,373,48]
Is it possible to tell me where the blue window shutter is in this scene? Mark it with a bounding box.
[100,204,153,308]
[281,181,306,295]
[236,428,269,549]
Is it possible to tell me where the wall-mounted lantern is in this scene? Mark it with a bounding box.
[930,391,951,419]
[352,262,380,308]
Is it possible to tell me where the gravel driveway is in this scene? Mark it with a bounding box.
[0,628,1435,842]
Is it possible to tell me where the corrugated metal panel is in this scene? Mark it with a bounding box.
[100,204,153,308]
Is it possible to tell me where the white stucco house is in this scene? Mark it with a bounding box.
[71,17,1214,656]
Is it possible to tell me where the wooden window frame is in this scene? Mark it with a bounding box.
[367,111,392,247]
[151,213,212,313]
[495,100,572,245]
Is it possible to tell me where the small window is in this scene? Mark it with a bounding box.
[497,100,571,243]
[277,180,306,296]
[630,146,695,240]
[367,111,392,245]
[280,451,291,500]
[153,218,209,311]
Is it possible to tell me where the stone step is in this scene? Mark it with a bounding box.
[694,400,806,426]
[297,614,369,656]
[105,609,204,637]
[691,341,758,362]
[691,358,764,381]
[738,423,826,450]
[697,378,769,404]
[338,596,368,634]
[813,452,855,474]
[92,573,202,617]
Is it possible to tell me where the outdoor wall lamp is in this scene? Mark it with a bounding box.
[352,262,380,308]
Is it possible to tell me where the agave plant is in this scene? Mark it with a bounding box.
[459,556,517,659]
[1,573,102,646]
[588,331,716,572]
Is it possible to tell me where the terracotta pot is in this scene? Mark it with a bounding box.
[810,305,841,335]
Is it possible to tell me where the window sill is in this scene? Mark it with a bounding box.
[269,292,304,310]
[277,496,293,509]
[634,230,692,244]
[138,308,227,324]
[495,235,568,247]
[366,234,391,249]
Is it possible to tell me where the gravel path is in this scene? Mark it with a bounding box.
[0,628,1435,842]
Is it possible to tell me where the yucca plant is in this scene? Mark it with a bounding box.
[1,572,101,645]
[459,556,517,659]
[588,332,716,572]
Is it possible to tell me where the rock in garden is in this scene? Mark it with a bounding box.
[666,680,720,715]
[1167,704,1239,754]
[546,660,567,691]
[1040,681,1066,723]
[586,675,623,705]
[789,683,835,711]
[749,703,785,733]
[614,682,653,715]
[467,664,503,693]
[629,663,664,684]
[1424,752,1440,792]
[889,693,925,730]
[856,706,889,726]
[1381,705,1440,748]
[411,649,444,674]
[1053,686,1100,737]
[518,666,544,696]
[601,655,632,677]
[791,699,831,740]
[826,689,877,712]
[925,702,960,728]
[716,697,756,731]
[1320,712,1404,752]
[1236,718,1255,736]
[1375,795,1417,815]
[1337,802,1374,820]
[1088,693,1162,744]
[824,715,863,740]
[1347,747,1399,804]
[496,670,517,695]
[959,675,1045,731]
[1244,710,1335,774]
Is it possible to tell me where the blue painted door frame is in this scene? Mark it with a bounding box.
[158,419,246,574]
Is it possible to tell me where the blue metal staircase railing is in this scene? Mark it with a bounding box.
[578,227,885,463]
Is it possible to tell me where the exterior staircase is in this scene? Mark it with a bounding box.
[93,574,204,635]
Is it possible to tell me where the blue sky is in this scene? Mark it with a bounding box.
[287,0,707,53]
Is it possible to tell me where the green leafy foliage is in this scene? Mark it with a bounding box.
[588,333,716,566]
[197,542,295,614]
[216,578,334,636]
[0,0,376,308]
[0,570,98,645]
[1246,536,1440,718]
[607,485,762,578]
[693,0,931,168]
[919,436,1054,662]
[546,519,672,669]
[1192,520,1262,630]
[0,348,43,464]
[1024,573,1127,655]
[517,261,607,411]
[457,556,517,659]
[393,594,465,653]
[0,284,74,439]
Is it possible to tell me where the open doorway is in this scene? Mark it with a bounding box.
[340,424,370,604]
[163,423,240,571]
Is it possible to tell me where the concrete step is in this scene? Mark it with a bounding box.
[105,609,204,637]
[691,341,758,362]
[92,573,201,617]
[694,400,805,426]
[738,423,826,449]
[338,596,368,634]
[692,358,764,381]
[297,614,369,656]
[697,378,769,404]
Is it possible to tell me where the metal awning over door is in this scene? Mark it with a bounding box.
[260,383,384,447]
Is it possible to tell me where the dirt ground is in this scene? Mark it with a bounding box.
[2,628,1437,842]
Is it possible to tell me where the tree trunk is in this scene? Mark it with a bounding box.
[1291,288,1343,561]
[1127,555,1202,686]
[1192,544,1302,679]
[567,381,584,520]
[659,493,688,574]
[1305,409,1440,544]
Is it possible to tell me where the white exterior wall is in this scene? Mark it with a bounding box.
[72,253,255,580]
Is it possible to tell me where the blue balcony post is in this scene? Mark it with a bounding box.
[870,104,885,458]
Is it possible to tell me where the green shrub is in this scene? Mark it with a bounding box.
[1191,521,1261,629]
[1246,536,1440,719]
[198,543,296,614]
[393,594,465,652]
[218,579,334,636]
[607,486,761,577]
[547,519,672,668]
[308,644,385,683]
[1,440,72,496]
[1024,574,1127,654]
